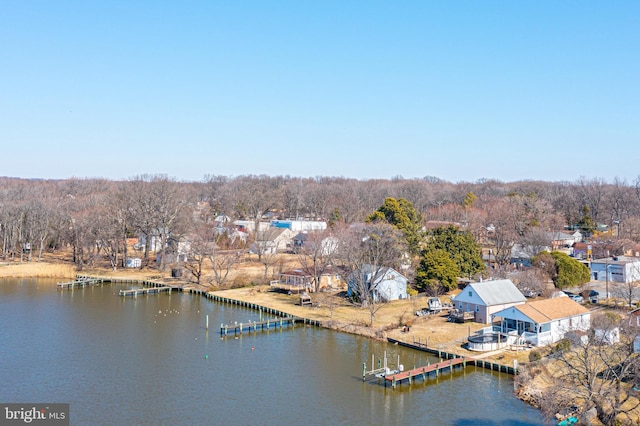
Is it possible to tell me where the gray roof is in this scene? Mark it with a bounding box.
[459,279,526,306]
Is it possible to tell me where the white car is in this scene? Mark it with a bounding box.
[565,292,584,303]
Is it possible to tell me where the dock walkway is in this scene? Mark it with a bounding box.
[220,317,298,336]
[384,357,469,388]
[377,337,519,388]
[119,286,174,297]
[57,277,104,289]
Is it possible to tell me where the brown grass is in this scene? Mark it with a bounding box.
[0,261,76,279]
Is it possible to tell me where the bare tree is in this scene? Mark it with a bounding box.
[94,203,124,271]
[227,175,284,237]
[509,268,547,297]
[576,177,607,225]
[519,227,552,259]
[294,230,338,293]
[128,175,190,270]
[183,234,214,285]
[538,313,640,425]
[337,222,405,326]
[481,196,521,270]
[209,249,240,287]
[611,266,640,308]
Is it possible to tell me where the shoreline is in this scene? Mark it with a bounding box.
[3,262,540,407]
[0,261,525,359]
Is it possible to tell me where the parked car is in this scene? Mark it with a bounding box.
[587,290,599,303]
[522,288,541,298]
[564,292,584,303]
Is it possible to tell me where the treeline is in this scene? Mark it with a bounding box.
[1,174,639,271]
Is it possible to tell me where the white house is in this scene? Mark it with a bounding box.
[492,297,591,347]
[291,232,339,255]
[453,279,526,324]
[548,231,581,250]
[347,265,408,302]
[233,220,271,233]
[251,228,295,255]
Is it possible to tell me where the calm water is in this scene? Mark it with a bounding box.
[0,279,544,426]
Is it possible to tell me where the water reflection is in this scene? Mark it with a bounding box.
[0,279,544,425]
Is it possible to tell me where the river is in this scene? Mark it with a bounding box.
[0,278,544,425]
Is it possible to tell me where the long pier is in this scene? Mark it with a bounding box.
[119,286,173,297]
[57,277,104,289]
[219,317,298,336]
[62,275,182,297]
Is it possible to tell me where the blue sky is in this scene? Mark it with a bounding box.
[1,1,638,183]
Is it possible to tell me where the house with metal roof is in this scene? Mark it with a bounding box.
[492,296,591,347]
[452,279,526,324]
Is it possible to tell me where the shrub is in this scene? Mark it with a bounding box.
[552,338,571,354]
[529,350,542,362]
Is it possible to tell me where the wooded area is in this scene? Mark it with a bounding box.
[5,173,640,424]
[2,173,640,283]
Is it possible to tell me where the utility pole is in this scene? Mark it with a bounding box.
[605,258,609,301]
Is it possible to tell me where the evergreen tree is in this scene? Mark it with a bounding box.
[415,248,459,293]
[532,251,590,289]
[427,226,484,278]
[551,251,591,289]
[367,197,423,254]
[577,205,596,237]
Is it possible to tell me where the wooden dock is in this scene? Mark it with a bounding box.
[220,317,297,336]
[119,286,173,297]
[57,277,104,289]
[384,357,469,388]
[379,337,519,388]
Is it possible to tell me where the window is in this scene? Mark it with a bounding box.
[468,291,472,297]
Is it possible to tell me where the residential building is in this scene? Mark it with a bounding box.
[453,279,526,324]
[347,265,408,302]
[590,256,640,284]
[492,296,591,347]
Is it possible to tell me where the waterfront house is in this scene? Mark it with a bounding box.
[347,265,408,302]
[453,279,526,324]
[492,297,591,347]
[271,266,345,293]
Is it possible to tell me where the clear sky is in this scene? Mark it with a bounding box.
[1,1,638,183]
